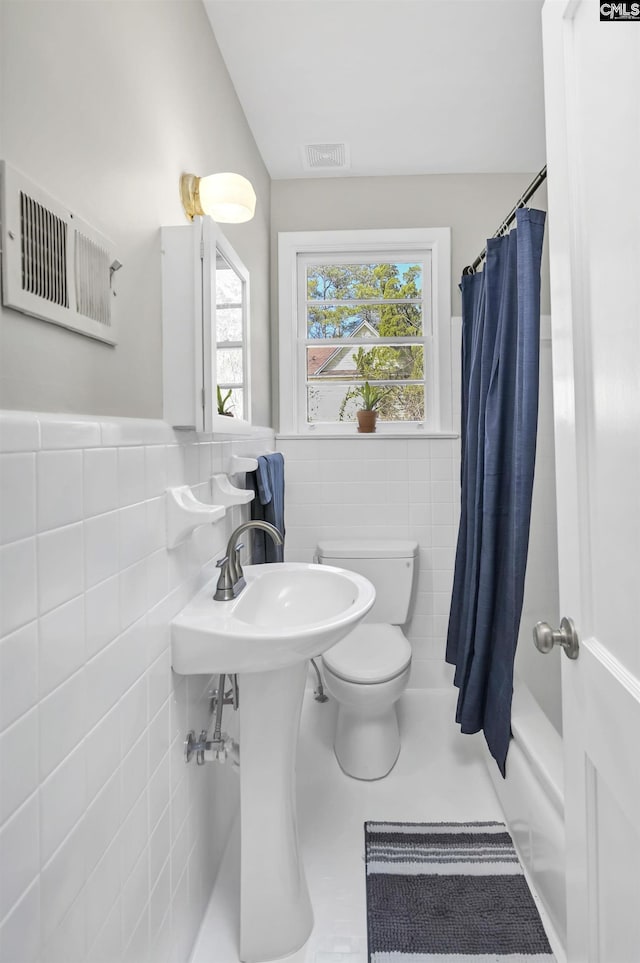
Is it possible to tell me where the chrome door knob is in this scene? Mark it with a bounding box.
[533,617,580,660]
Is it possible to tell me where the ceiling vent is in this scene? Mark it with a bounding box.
[302,143,350,172]
[0,161,119,344]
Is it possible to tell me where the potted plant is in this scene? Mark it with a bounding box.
[217,386,234,417]
[353,381,389,433]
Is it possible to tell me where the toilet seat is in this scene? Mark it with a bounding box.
[322,623,411,684]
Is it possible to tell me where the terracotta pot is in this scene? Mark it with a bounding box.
[356,409,377,433]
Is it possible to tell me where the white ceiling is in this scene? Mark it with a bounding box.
[204,0,547,180]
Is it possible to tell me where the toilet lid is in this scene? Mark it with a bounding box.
[322,623,412,684]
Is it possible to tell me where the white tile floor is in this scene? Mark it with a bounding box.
[190,689,547,963]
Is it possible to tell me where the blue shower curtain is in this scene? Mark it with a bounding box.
[446,207,546,776]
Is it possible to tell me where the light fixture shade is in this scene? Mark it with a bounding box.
[197,172,256,223]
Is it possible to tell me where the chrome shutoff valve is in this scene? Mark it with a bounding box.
[184,729,237,765]
[213,734,234,764]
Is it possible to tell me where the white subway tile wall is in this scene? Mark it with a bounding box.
[276,436,461,689]
[0,411,274,963]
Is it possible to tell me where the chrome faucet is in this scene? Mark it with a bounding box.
[214,520,283,601]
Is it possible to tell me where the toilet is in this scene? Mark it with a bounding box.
[316,539,418,780]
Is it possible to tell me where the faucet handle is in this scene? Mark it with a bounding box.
[214,555,236,601]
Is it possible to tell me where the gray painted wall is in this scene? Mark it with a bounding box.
[0,0,271,425]
[271,173,549,313]
[270,172,549,429]
[1,0,550,444]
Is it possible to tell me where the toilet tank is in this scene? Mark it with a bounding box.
[316,539,418,625]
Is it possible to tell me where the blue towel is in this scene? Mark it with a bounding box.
[248,452,285,563]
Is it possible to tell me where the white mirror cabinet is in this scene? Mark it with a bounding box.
[161,218,250,431]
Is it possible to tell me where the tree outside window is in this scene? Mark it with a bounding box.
[305,260,427,424]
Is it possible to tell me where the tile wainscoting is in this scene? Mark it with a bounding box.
[0,411,274,963]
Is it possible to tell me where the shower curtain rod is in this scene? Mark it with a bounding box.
[462,165,547,276]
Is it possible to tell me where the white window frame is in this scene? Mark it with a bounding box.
[278,228,452,436]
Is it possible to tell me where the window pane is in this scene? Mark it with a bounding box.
[216,307,243,342]
[307,302,422,338]
[307,382,425,424]
[216,252,243,304]
[306,262,423,301]
[307,344,424,382]
[217,347,243,386]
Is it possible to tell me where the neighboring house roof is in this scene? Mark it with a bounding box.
[307,346,336,377]
[308,320,378,379]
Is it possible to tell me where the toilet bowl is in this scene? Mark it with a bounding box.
[322,623,411,779]
[316,540,418,780]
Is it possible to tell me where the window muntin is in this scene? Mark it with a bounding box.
[298,252,431,429]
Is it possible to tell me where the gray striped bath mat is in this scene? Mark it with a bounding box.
[365,821,556,962]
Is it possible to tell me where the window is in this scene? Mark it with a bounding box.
[278,229,451,435]
[214,246,249,421]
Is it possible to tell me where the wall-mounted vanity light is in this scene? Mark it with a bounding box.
[179,172,256,223]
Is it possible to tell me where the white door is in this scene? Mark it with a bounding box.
[542,2,640,960]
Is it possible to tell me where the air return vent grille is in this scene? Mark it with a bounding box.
[74,230,111,326]
[302,143,350,171]
[1,161,118,344]
[20,192,69,308]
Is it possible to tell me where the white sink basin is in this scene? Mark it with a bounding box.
[171,561,375,675]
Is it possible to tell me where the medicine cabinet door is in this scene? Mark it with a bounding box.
[161,219,250,432]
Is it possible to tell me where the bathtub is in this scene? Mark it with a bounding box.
[485,677,566,955]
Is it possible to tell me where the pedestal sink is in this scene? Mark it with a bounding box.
[171,562,375,962]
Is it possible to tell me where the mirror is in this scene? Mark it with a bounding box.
[215,248,248,421]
